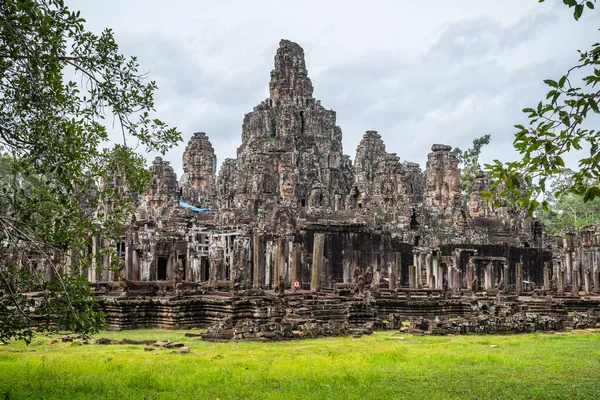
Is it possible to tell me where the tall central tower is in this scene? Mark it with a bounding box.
[231,40,353,217]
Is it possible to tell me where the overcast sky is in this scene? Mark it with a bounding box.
[70,1,598,177]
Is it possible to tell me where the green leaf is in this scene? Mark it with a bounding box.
[589,97,599,113]
[574,4,584,19]
[559,75,567,87]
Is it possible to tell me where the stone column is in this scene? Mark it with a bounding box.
[455,268,462,294]
[89,235,98,283]
[503,263,509,294]
[273,240,282,289]
[408,265,417,289]
[209,249,223,285]
[409,249,419,289]
[416,253,421,287]
[323,258,330,289]
[394,252,401,288]
[291,244,302,285]
[103,239,111,282]
[311,233,325,292]
[593,251,600,293]
[387,262,395,290]
[426,253,433,288]
[485,263,493,291]
[343,260,351,283]
[252,232,261,289]
[420,253,427,287]
[279,238,288,284]
[466,261,474,290]
[515,263,523,295]
[132,250,139,281]
[565,251,573,285]
[64,248,72,276]
[142,244,154,282]
[185,246,192,282]
[543,262,550,290]
[572,260,580,297]
[166,252,175,281]
[432,256,439,289]
[557,267,565,295]
[265,241,272,288]
[373,268,380,290]
[232,236,250,290]
[584,267,591,294]
[124,240,131,281]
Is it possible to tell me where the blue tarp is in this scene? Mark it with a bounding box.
[179,200,211,213]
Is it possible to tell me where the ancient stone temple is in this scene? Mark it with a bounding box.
[32,39,600,335]
[231,40,352,221]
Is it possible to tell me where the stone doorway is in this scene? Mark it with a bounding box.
[157,257,168,280]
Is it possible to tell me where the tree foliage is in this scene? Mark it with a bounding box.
[485,0,599,214]
[535,168,600,234]
[0,0,181,342]
[452,134,491,198]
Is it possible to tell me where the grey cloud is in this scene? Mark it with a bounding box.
[313,44,574,168]
[68,0,595,175]
[427,12,557,62]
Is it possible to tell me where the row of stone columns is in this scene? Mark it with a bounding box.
[88,229,600,296]
[556,248,600,295]
[405,254,534,295]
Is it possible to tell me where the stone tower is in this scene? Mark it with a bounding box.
[352,130,422,210]
[143,156,178,213]
[424,144,465,229]
[353,131,387,207]
[216,158,237,210]
[179,132,217,209]
[269,40,313,99]
[232,39,353,216]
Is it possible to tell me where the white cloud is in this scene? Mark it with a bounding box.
[67,0,599,173]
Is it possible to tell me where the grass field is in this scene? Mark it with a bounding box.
[1,328,599,399]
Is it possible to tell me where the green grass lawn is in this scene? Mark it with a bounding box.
[1,328,599,400]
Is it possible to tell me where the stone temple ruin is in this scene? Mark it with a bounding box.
[71,40,600,338]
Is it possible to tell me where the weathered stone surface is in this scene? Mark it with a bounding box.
[424,144,461,215]
[202,317,351,342]
[216,158,237,210]
[469,172,495,218]
[269,39,313,99]
[94,337,121,345]
[121,338,142,345]
[353,131,387,208]
[227,39,353,227]
[136,157,179,221]
[180,132,216,208]
[148,157,178,206]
